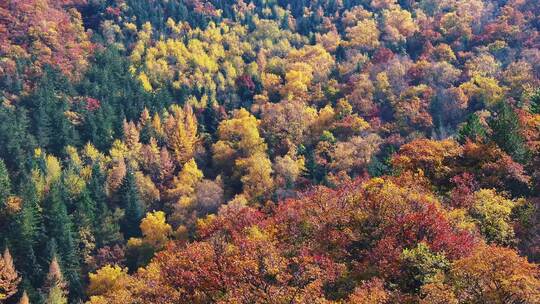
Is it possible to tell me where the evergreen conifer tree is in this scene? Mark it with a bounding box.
[73,189,97,228]
[42,183,82,300]
[119,168,143,239]
[88,164,124,246]
[489,102,529,163]
[10,176,44,285]
[457,113,487,143]
[0,101,35,176]
[0,158,11,206]
[529,88,540,114]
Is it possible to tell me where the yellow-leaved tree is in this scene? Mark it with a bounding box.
[470,189,521,245]
[139,211,173,249]
[168,158,204,218]
[421,244,540,303]
[345,17,380,50]
[87,265,129,298]
[125,211,173,269]
[213,109,273,201]
[164,105,199,166]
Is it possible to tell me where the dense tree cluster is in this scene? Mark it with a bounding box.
[1,0,540,303]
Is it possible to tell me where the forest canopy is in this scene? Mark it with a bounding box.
[1,0,540,303]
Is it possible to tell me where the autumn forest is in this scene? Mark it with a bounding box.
[0,0,540,303]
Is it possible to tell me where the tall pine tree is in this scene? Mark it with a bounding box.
[24,68,79,156]
[42,182,82,301]
[0,158,12,250]
[0,158,10,206]
[72,189,97,229]
[0,105,36,177]
[10,176,44,287]
[88,163,123,247]
[489,102,529,163]
[119,168,143,239]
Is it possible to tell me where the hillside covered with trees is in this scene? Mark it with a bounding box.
[0,0,540,303]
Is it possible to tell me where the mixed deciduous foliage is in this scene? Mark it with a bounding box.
[1,0,540,303]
